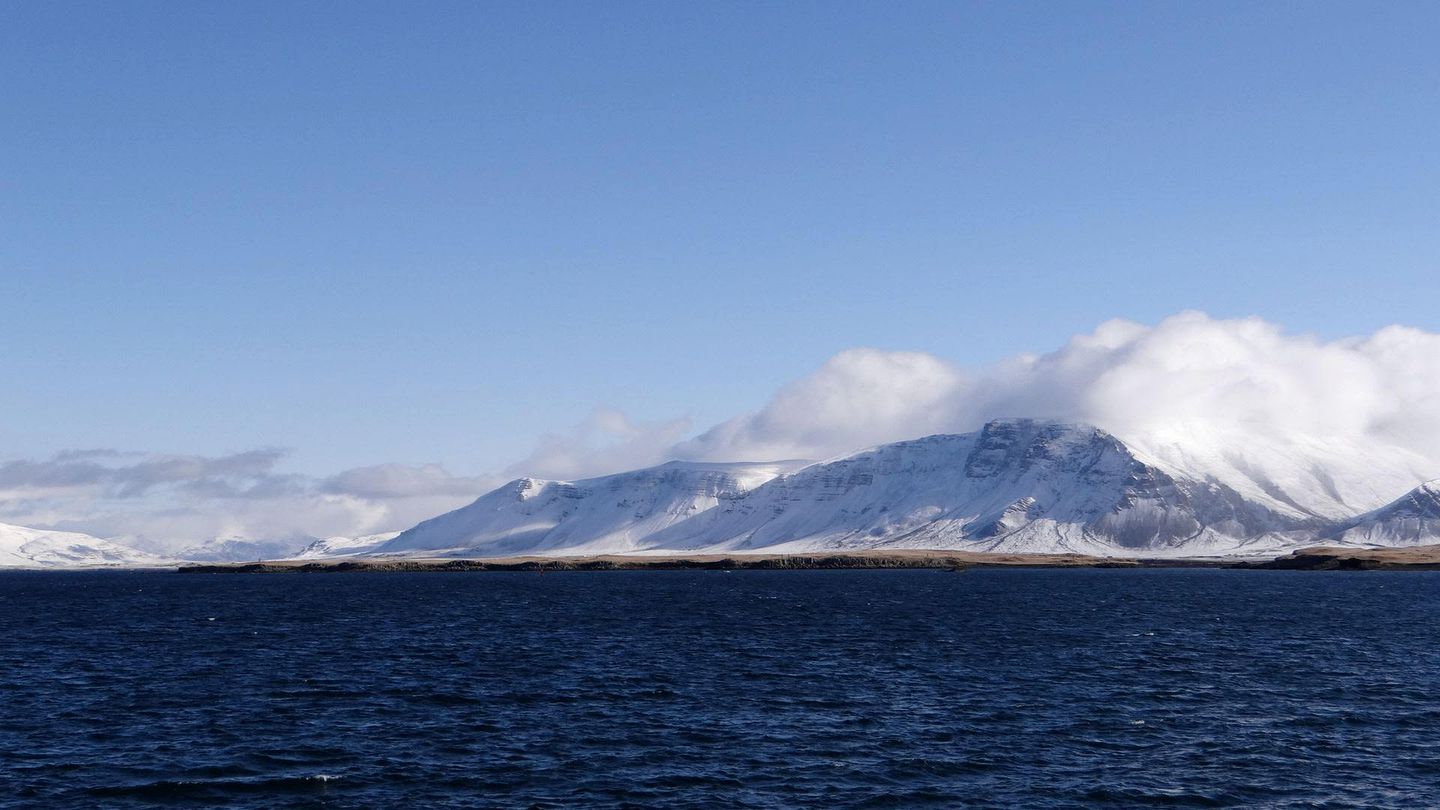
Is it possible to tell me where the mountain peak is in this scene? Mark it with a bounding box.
[1325,480,1440,546]
[979,416,1101,434]
[1377,480,1440,520]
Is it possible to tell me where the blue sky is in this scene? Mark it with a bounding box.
[4,1,1438,479]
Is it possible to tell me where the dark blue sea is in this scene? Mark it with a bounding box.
[2,569,1439,808]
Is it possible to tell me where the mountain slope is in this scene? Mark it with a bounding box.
[178,536,318,562]
[379,460,807,556]
[646,420,1300,555]
[1122,423,1431,523]
[293,532,400,559]
[1325,481,1440,546]
[0,523,173,568]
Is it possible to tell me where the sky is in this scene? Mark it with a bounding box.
[3,2,1439,544]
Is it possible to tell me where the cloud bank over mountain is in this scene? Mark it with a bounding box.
[503,408,693,483]
[4,311,1437,548]
[676,312,1440,480]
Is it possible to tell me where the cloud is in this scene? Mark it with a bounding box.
[0,450,497,551]
[674,348,968,463]
[322,463,495,499]
[674,312,1440,484]
[0,409,691,545]
[0,449,295,499]
[504,408,692,481]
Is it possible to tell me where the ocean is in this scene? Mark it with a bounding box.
[2,568,1438,808]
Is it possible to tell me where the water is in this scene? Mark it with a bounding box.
[1,569,1438,808]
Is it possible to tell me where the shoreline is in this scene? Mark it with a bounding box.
[172,545,1440,574]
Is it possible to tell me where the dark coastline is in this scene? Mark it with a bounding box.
[173,545,1440,574]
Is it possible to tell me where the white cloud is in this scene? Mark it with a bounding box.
[674,312,1440,493]
[504,408,691,481]
[0,451,496,551]
[321,463,495,499]
[675,348,968,462]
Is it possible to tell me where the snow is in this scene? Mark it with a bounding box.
[377,419,1440,559]
[0,522,174,569]
[1120,421,1430,521]
[644,420,1286,555]
[1325,480,1440,546]
[378,460,808,557]
[292,532,400,559]
[178,537,319,562]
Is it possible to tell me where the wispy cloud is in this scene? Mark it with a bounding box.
[502,408,692,481]
[0,449,499,551]
[0,449,296,499]
[321,463,496,499]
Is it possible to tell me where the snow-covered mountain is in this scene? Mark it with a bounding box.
[20,419,1420,565]
[646,420,1305,555]
[378,460,807,557]
[378,419,1438,558]
[1325,481,1440,546]
[293,532,400,559]
[0,522,174,568]
[178,536,318,562]
[1121,422,1433,523]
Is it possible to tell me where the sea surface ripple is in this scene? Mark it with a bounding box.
[1,568,1438,808]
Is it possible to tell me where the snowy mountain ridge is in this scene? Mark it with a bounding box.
[293,532,401,559]
[178,536,322,563]
[1120,421,1433,523]
[1325,480,1440,546]
[379,460,808,557]
[0,522,174,569]
[379,419,1437,558]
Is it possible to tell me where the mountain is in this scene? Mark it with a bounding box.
[378,460,807,557]
[647,420,1301,555]
[293,532,400,559]
[0,522,173,568]
[178,536,318,562]
[379,419,1434,558]
[1325,481,1440,546]
[1120,422,1433,523]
